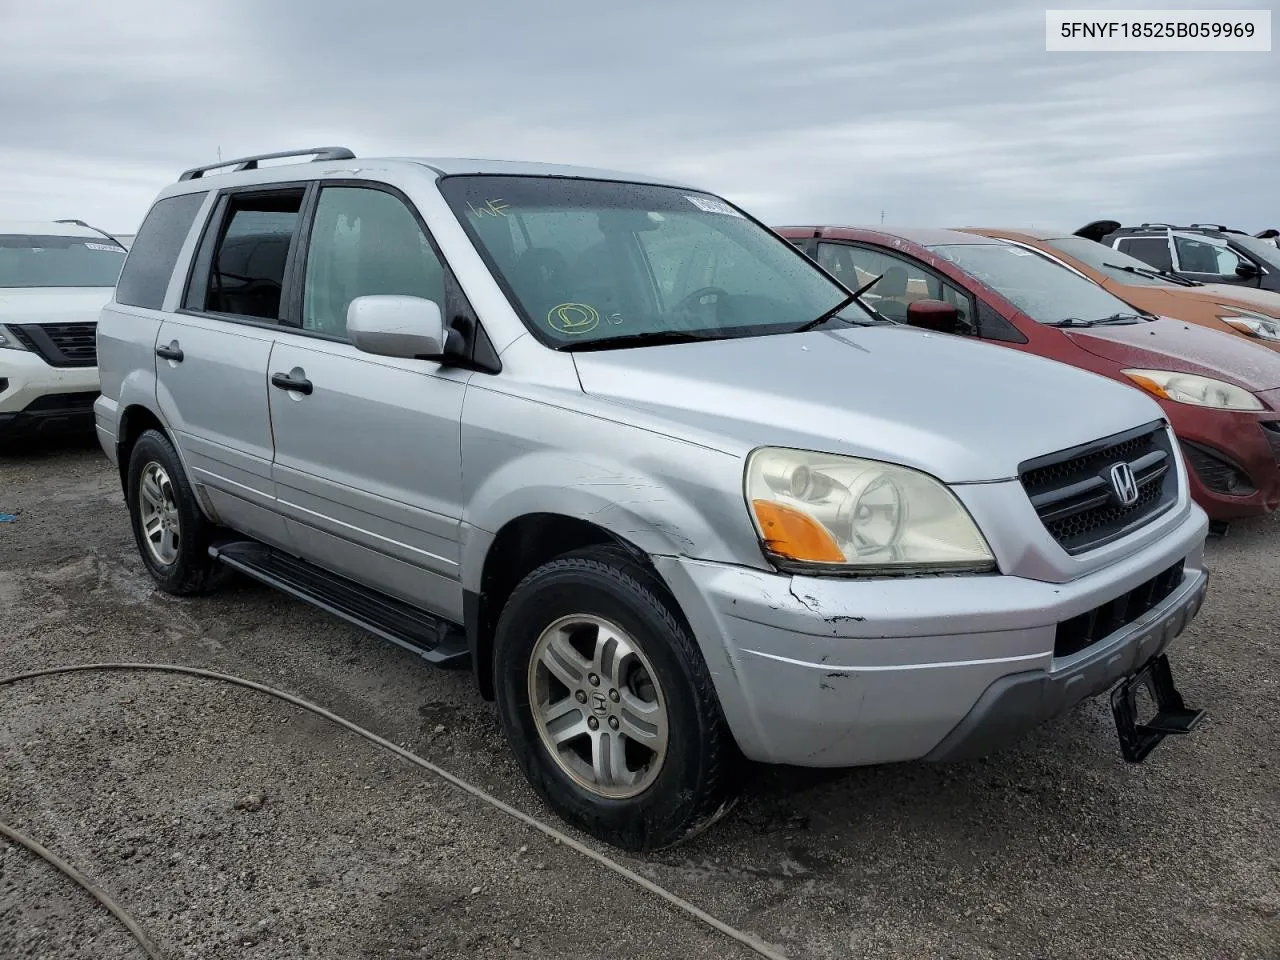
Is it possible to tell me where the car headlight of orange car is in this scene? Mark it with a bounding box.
[1216,306,1280,342]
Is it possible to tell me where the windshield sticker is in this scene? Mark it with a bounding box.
[547,302,600,336]
[685,195,743,218]
[467,199,510,218]
[84,242,121,252]
[1006,247,1034,256]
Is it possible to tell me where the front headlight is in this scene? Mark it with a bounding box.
[1215,306,1280,342]
[745,447,995,575]
[1122,369,1263,411]
[0,323,29,351]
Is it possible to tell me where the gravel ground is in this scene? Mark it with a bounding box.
[1,437,1277,960]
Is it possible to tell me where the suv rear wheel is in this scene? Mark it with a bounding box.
[493,545,738,850]
[126,429,225,595]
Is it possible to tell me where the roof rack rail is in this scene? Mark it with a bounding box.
[1189,223,1230,232]
[1138,222,1177,229]
[53,218,127,250]
[179,146,356,182]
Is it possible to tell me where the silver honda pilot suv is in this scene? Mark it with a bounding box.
[95,147,1210,850]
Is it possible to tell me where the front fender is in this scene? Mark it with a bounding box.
[460,447,769,593]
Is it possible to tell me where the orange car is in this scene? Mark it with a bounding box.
[962,227,1280,352]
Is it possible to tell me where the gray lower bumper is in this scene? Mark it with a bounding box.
[925,569,1209,762]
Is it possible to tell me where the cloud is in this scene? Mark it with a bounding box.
[0,0,1273,232]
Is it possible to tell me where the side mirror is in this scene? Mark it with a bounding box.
[906,299,962,334]
[347,295,456,360]
[1235,261,1261,279]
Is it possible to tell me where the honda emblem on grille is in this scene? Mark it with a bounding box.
[1109,462,1140,506]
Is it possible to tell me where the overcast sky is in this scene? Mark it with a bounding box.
[0,0,1274,233]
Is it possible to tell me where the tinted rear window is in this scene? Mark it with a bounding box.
[1114,236,1174,273]
[116,192,207,310]
[0,235,127,288]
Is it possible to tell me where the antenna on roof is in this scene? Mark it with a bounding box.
[880,209,885,224]
[217,146,222,163]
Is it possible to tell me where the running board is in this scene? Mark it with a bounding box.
[209,541,469,669]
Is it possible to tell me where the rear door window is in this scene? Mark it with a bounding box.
[1114,236,1174,273]
[186,190,304,321]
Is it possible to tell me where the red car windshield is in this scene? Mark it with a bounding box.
[930,242,1145,325]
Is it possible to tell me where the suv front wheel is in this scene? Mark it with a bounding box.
[494,545,738,851]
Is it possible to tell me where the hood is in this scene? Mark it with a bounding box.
[571,325,1165,483]
[1192,283,1280,316]
[1066,317,1280,391]
[0,287,114,325]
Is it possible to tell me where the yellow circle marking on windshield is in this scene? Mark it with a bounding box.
[548,303,600,336]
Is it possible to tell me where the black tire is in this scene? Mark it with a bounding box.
[126,429,225,595]
[494,545,739,851]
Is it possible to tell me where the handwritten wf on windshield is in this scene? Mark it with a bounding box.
[467,199,510,218]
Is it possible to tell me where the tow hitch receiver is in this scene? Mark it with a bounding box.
[1111,654,1206,763]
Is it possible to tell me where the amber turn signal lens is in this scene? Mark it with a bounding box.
[1124,372,1170,400]
[751,499,845,563]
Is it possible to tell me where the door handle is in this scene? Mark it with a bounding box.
[155,341,183,362]
[271,370,313,395]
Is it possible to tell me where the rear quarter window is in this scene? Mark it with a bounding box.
[116,192,208,310]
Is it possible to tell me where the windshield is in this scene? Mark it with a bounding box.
[1230,234,1280,271]
[1044,236,1179,287]
[0,234,127,288]
[439,176,868,348]
[929,242,1145,325]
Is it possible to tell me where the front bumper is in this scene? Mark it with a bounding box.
[1167,392,1280,521]
[0,351,99,439]
[654,502,1209,767]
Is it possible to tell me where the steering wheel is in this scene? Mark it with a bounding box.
[671,286,729,330]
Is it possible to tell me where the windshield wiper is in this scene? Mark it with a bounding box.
[1093,312,1150,325]
[53,218,128,251]
[557,329,722,352]
[790,291,859,333]
[843,273,896,323]
[1048,312,1150,328]
[1104,262,1199,287]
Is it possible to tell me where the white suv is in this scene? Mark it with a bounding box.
[0,221,128,441]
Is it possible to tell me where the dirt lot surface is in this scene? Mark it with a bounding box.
[1,438,1278,960]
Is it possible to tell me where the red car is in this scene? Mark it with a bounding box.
[776,226,1280,526]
